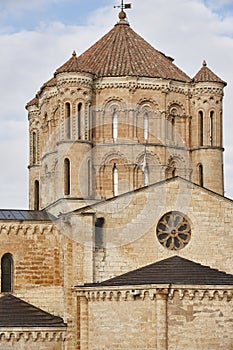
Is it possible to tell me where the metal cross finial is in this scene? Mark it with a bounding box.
[114,0,132,11]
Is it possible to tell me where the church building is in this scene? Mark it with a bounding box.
[0,5,232,350]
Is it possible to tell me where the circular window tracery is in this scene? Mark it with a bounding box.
[156,211,191,250]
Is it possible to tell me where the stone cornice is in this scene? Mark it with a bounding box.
[0,328,66,342]
[74,284,233,301]
[0,223,55,235]
[192,86,224,96]
[94,77,191,95]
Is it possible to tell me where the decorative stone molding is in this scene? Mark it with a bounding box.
[57,76,93,89]
[75,285,233,302]
[168,287,233,301]
[95,78,190,95]
[0,329,66,342]
[0,224,56,236]
[192,86,224,96]
[75,287,170,302]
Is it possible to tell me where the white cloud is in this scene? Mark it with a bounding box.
[0,0,232,209]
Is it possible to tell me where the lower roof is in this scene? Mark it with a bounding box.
[0,210,55,221]
[0,294,66,328]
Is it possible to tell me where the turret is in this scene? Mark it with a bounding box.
[191,60,226,195]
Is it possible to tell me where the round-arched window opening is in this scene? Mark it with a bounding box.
[156,211,191,250]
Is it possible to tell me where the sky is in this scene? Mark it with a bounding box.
[0,0,232,209]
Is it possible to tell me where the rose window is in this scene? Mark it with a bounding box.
[156,211,191,250]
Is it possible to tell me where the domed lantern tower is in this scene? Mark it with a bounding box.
[26,9,226,215]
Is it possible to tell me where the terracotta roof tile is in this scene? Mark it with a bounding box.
[0,294,66,328]
[85,256,233,286]
[56,51,83,74]
[56,21,191,82]
[26,97,38,108]
[42,77,57,88]
[193,60,227,86]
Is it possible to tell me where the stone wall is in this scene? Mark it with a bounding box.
[86,178,233,282]
[76,286,233,350]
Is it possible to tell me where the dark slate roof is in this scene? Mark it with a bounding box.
[55,19,191,82]
[0,210,56,221]
[0,294,66,328]
[193,60,226,86]
[89,256,233,287]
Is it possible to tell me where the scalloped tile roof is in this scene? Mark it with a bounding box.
[193,60,226,85]
[56,20,191,82]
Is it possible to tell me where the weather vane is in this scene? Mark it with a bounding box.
[114,0,132,12]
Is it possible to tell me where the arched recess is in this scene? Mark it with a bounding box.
[64,158,71,195]
[165,155,185,179]
[198,110,204,146]
[98,152,130,198]
[102,99,124,142]
[167,103,184,144]
[197,163,204,187]
[77,102,82,140]
[136,100,157,142]
[209,110,214,146]
[32,131,37,164]
[34,180,40,210]
[65,102,71,139]
[113,163,118,196]
[135,152,161,188]
[1,253,13,293]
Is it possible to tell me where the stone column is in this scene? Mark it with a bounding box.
[156,288,168,350]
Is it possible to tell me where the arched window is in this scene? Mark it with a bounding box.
[78,103,82,140]
[165,165,177,178]
[113,163,118,196]
[32,131,37,164]
[112,111,118,142]
[169,108,177,142]
[34,180,39,210]
[198,163,204,187]
[64,158,71,195]
[95,218,105,249]
[143,112,149,141]
[171,117,175,141]
[210,111,214,146]
[1,253,13,293]
[172,168,177,177]
[87,159,92,197]
[65,102,71,139]
[198,111,204,146]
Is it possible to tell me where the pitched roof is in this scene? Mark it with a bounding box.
[0,210,55,221]
[0,294,66,328]
[193,60,226,86]
[91,256,233,287]
[56,19,191,82]
[26,96,38,108]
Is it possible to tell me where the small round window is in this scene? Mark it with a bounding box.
[156,211,191,250]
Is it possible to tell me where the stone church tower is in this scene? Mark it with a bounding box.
[26,10,226,216]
